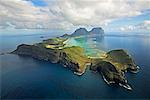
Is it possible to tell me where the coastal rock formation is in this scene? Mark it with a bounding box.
[12,44,61,63]
[90,60,131,89]
[12,28,139,90]
[12,39,90,75]
[106,49,139,73]
[90,49,139,90]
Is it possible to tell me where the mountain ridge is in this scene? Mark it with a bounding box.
[71,27,104,36]
[61,27,104,38]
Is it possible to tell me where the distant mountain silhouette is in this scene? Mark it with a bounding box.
[71,28,88,36]
[89,27,104,35]
[71,27,104,36]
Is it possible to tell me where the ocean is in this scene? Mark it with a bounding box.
[0,33,150,99]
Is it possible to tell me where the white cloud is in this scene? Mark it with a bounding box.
[136,20,150,30]
[0,0,150,31]
[120,20,150,32]
[48,0,150,27]
[0,0,72,30]
[0,0,52,29]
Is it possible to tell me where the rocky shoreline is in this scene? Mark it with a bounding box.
[11,27,139,90]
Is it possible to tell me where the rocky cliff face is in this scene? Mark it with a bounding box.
[12,44,88,74]
[59,52,79,72]
[90,60,131,89]
[90,49,139,90]
[106,49,139,73]
[12,44,61,63]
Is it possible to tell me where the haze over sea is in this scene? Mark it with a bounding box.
[1,31,150,99]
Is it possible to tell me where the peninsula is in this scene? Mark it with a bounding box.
[12,27,139,90]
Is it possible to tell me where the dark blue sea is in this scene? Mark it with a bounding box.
[0,33,150,99]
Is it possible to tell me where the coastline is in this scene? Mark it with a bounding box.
[130,66,140,73]
[74,63,91,76]
[11,30,140,91]
[101,73,132,90]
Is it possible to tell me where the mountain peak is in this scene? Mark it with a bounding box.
[71,28,88,36]
[71,27,104,36]
[89,27,104,34]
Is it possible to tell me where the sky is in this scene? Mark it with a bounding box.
[0,0,150,35]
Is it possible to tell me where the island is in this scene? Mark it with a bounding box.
[11,27,139,90]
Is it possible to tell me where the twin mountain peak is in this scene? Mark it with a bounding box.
[62,27,104,37]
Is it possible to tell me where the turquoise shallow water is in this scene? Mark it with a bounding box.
[1,34,150,99]
[65,35,106,57]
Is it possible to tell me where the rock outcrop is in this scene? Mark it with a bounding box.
[12,42,90,75]
[106,49,139,73]
[12,44,61,63]
[90,49,139,90]
[90,59,131,90]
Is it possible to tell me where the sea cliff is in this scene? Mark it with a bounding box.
[12,28,139,90]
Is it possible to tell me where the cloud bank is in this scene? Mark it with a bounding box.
[0,0,150,31]
[48,0,150,26]
[120,20,150,32]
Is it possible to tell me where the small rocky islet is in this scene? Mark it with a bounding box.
[12,27,139,90]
